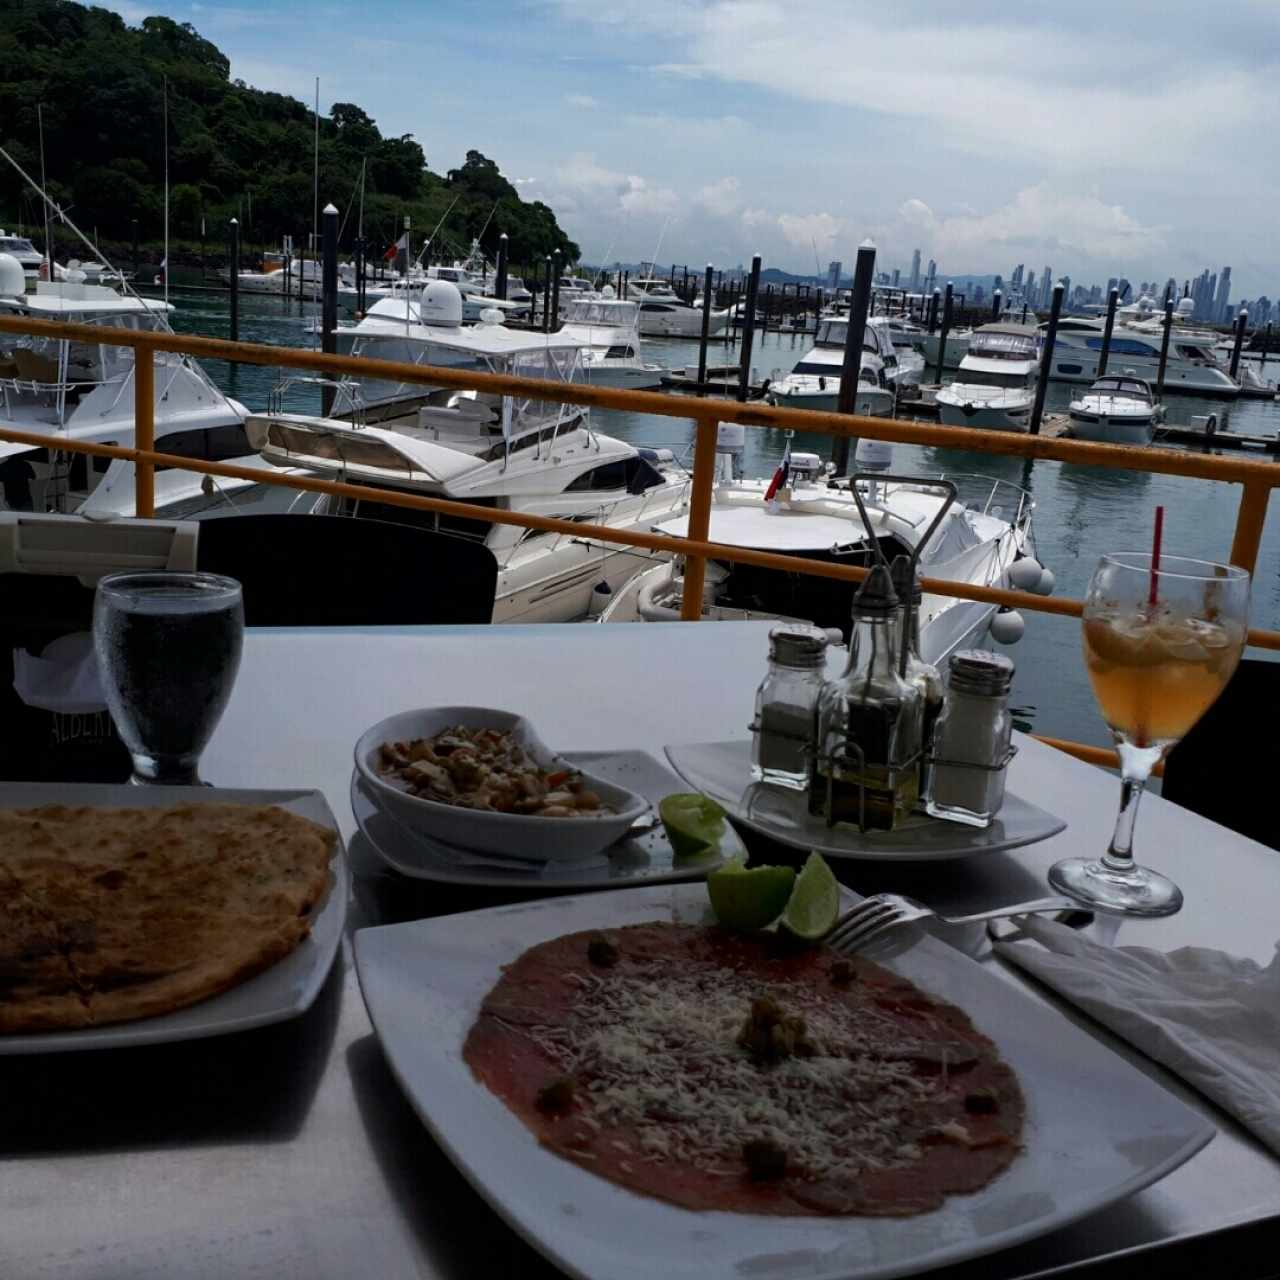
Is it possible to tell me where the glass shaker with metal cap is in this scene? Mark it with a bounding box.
[752,624,829,789]
[890,555,944,793]
[810,564,923,830]
[926,649,1016,828]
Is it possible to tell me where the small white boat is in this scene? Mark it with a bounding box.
[1068,373,1163,444]
[557,293,665,389]
[937,324,1040,432]
[765,316,896,416]
[0,230,43,285]
[626,277,730,338]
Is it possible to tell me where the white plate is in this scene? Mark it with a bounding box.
[0,783,348,1055]
[354,707,649,860]
[351,750,739,889]
[356,886,1213,1280]
[665,739,1066,862]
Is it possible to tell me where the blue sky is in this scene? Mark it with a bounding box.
[106,0,1279,297]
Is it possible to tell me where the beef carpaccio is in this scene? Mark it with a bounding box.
[463,922,1024,1216]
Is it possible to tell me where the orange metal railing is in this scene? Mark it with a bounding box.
[1,314,1277,769]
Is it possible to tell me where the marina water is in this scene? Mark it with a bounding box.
[160,279,1280,751]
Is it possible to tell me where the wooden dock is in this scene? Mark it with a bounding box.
[1156,425,1280,453]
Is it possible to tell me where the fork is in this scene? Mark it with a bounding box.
[826,892,1081,955]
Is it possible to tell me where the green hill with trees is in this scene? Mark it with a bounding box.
[0,0,579,269]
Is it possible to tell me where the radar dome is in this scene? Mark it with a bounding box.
[419,280,463,327]
[1176,296,1195,318]
[0,253,25,298]
[601,284,616,299]
[478,307,505,326]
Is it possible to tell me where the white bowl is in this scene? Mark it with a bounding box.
[353,707,650,861]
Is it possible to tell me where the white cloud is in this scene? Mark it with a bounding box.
[696,176,740,217]
[564,93,599,109]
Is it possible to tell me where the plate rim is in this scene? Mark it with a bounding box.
[0,782,349,1054]
[353,883,1215,1280]
[350,748,736,889]
[664,738,1067,862]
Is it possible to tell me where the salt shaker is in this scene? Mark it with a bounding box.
[751,624,828,789]
[926,650,1015,828]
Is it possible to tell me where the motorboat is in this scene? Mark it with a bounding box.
[251,282,693,623]
[765,315,896,416]
[868,316,925,390]
[0,231,44,285]
[1067,373,1164,445]
[936,324,1040,432]
[556,292,664,389]
[918,327,973,373]
[224,252,324,299]
[0,255,270,519]
[599,448,1040,666]
[626,277,730,338]
[1042,317,1240,398]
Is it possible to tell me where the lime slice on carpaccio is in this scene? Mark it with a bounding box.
[659,792,727,857]
[780,852,841,941]
[706,857,796,931]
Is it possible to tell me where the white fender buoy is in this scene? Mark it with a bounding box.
[1007,557,1043,591]
[1033,568,1056,596]
[989,609,1026,645]
[587,579,613,618]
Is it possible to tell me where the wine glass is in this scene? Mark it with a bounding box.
[93,572,245,786]
[1049,553,1249,916]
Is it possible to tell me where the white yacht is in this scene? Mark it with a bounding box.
[1068,373,1163,445]
[0,255,270,519]
[919,327,973,373]
[868,316,925,390]
[557,293,664,389]
[626,277,730,338]
[1042,318,1240,398]
[350,271,530,323]
[224,252,324,298]
[765,315,896,416]
[252,282,693,623]
[599,452,1039,667]
[936,324,1040,432]
[0,231,43,285]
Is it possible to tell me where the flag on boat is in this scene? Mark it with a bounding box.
[384,232,409,263]
[764,438,792,504]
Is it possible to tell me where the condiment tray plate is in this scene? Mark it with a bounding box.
[351,749,737,888]
[664,739,1065,862]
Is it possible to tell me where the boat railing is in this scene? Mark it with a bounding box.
[2,311,1279,773]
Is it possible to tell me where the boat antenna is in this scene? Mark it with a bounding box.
[593,228,619,288]
[648,216,671,278]
[476,198,501,242]
[337,156,366,243]
[312,77,320,272]
[162,75,170,308]
[37,103,53,284]
[417,193,462,267]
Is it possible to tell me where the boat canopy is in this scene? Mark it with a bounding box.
[1090,374,1155,401]
[968,325,1038,360]
[562,299,640,327]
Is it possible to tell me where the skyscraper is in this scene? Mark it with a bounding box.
[1060,275,1072,303]
[1025,269,1036,299]
[827,260,843,289]
[891,268,900,287]
[1213,267,1232,323]
[926,259,937,294]
[910,249,921,290]
[1041,268,1053,307]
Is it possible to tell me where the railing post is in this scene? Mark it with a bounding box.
[1230,480,1270,574]
[496,233,508,301]
[1156,299,1174,401]
[134,344,155,518]
[1230,308,1248,382]
[679,414,720,620]
[932,282,953,383]
[736,254,762,402]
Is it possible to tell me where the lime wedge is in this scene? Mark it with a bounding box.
[660,793,727,858]
[780,852,840,941]
[707,857,796,931]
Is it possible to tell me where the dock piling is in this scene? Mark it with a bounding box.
[696,263,714,396]
[927,288,941,334]
[1030,282,1064,436]
[992,288,1002,320]
[321,202,338,416]
[933,283,953,384]
[1097,288,1119,377]
[834,240,876,475]
[1230,309,1248,381]
[736,254,762,403]
[542,256,552,333]
[1156,299,1174,400]
[228,218,240,344]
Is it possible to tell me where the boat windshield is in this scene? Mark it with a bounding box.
[960,369,1030,390]
[1094,376,1151,399]
[815,320,880,353]
[566,301,638,326]
[0,237,36,254]
[970,332,1037,360]
[504,346,581,426]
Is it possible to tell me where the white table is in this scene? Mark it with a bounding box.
[6,622,1279,1280]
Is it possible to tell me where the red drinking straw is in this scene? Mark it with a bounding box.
[1148,505,1164,608]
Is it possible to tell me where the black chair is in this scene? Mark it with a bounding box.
[1161,657,1280,851]
[194,514,498,627]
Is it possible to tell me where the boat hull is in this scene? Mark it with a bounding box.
[936,397,1032,432]
[1068,412,1154,445]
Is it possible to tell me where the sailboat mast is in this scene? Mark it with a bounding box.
[37,103,52,279]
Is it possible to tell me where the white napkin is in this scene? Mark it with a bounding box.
[12,632,107,714]
[996,916,1280,1156]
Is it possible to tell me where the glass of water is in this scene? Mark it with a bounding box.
[93,572,245,786]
